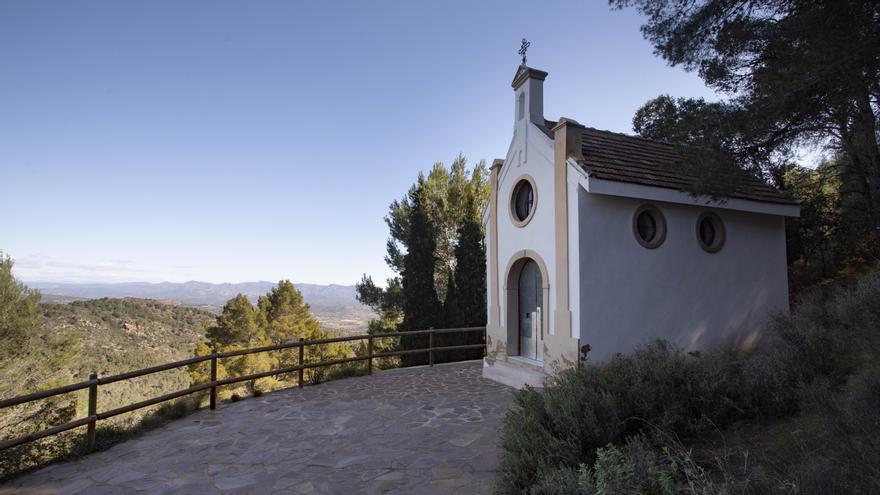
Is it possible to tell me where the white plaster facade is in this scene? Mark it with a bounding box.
[482,65,799,388]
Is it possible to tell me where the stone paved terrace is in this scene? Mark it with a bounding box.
[1,361,514,495]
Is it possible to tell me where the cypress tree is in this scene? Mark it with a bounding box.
[438,272,463,363]
[400,176,442,365]
[359,158,490,363]
[442,271,463,328]
[453,206,487,327]
[450,204,487,360]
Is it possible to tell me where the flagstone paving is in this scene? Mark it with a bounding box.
[1,361,514,494]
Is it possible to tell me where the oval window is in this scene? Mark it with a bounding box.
[632,205,666,249]
[510,178,536,226]
[696,212,725,253]
[636,211,657,242]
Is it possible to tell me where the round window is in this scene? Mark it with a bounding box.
[632,205,666,249]
[696,212,725,253]
[510,177,536,226]
[636,211,657,242]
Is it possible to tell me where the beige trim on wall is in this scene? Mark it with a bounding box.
[488,159,503,327]
[550,118,583,338]
[504,249,551,290]
[508,174,538,228]
[503,250,551,361]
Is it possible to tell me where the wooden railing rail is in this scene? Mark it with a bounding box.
[96,355,214,385]
[0,326,486,453]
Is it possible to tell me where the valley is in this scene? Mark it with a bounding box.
[29,280,373,334]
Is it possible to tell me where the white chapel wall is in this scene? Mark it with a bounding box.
[495,119,557,335]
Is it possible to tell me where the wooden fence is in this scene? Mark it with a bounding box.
[0,326,486,453]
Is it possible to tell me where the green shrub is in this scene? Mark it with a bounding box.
[322,361,368,382]
[529,435,690,495]
[765,266,880,386]
[529,466,585,495]
[498,266,880,494]
[796,365,880,493]
[498,341,800,493]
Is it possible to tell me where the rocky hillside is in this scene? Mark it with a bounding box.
[0,298,215,478]
[0,298,213,428]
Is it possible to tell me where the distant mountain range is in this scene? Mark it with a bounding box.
[27,280,374,333]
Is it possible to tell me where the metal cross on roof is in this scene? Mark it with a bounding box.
[518,38,530,66]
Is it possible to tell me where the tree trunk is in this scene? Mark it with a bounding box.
[853,92,880,248]
[838,92,880,250]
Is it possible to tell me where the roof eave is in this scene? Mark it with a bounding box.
[584,176,801,217]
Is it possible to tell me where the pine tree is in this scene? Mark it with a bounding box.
[377,156,489,310]
[207,294,260,346]
[0,253,41,358]
[358,156,490,364]
[261,280,320,345]
[256,295,271,330]
[617,0,880,245]
[193,280,350,398]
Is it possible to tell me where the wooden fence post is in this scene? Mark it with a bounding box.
[298,338,305,388]
[429,329,434,367]
[86,372,97,451]
[209,350,218,410]
[367,336,373,375]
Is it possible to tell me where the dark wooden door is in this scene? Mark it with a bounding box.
[518,260,542,361]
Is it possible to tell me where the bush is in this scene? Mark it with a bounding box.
[529,435,694,495]
[529,466,584,495]
[497,341,801,493]
[793,365,880,493]
[766,266,880,386]
[498,266,880,494]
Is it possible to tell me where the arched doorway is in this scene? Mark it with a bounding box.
[517,259,543,361]
[504,252,549,363]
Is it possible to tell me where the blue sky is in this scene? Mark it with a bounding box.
[1,1,716,285]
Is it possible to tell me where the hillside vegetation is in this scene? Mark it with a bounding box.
[0,295,213,478]
[0,257,376,480]
[29,280,375,334]
[2,297,212,404]
[187,280,357,400]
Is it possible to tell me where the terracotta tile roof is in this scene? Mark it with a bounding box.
[565,125,797,206]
